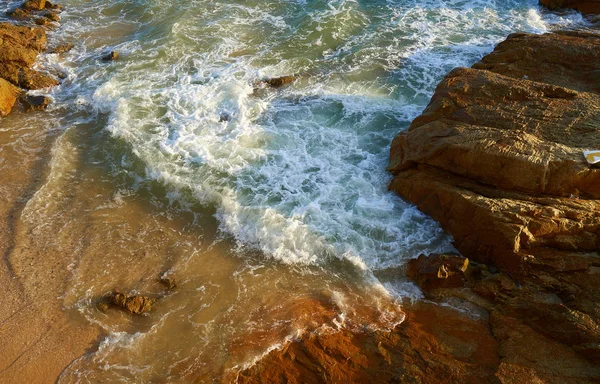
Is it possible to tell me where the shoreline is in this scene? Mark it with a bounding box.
[0,0,599,383]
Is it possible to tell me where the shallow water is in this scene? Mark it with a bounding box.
[0,0,587,382]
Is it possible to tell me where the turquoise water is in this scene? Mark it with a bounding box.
[11,0,586,381]
[45,0,582,270]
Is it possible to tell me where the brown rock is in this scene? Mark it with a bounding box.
[389,31,600,364]
[19,68,58,90]
[0,22,47,85]
[233,302,501,384]
[96,300,109,312]
[261,75,295,88]
[101,51,119,61]
[44,1,61,11]
[22,94,50,111]
[43,11,59,22]
[406,253,470,291]
[35,17,51,26]
[388,32,600,275]
[21,0,47,11]
[159,275,177,290]
[0,78,20,117]
[540,0,600,14]
[110,291,155,315]
[7,8,30,20]
[50,42,72,54]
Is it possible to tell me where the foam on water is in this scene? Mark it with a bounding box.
[18,1,588,379]
[47,1,585,271]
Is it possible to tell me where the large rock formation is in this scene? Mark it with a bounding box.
[0,22,58,91]
[388,30,600,365]
[540,0,600,14]
[0,1,63,117]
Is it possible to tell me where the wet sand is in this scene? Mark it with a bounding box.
[0,106,405,383]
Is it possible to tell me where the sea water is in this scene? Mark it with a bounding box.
[0,0,586,381]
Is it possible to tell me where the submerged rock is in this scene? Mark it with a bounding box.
[101,51,119,61]
[109,291,156,315]
[260,75,295,88]
[50,42,72,54]
[159,275,177,290]
[0,78,19,117]
[22,94,50,111]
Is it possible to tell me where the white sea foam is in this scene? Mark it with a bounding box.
[48,0,587,274]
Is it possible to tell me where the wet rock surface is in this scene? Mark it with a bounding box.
[540,0,600,14]
[22,94,50,111]
[406,253,470,290]
[101,50,119,61]
[0,2,63,117]
[109,291,156,315]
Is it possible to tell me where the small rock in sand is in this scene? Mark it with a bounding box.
[159,275,177,290]
[110,291,156,314]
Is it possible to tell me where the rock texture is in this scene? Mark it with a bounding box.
[388,30,600,369]
[0,1,63,117]
[406,253,470,290]
[109,291,156,315]
[540,0,600,14]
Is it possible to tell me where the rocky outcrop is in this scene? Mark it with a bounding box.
[233,302,501,384]
[540,0,600,14]
[388,30,600,366]
[0,2,63,117]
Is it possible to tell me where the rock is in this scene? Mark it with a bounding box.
[0,22,47,85]
[406,253,470,291]
[22,94,50,111]
[96,300,109,312]
[44,1,61,11]
[19,68,58,90]
[159,275,177,290]
[262,75,295,88]
[389,31,600,364]
[110,291,155,315]
[219,112,231,122]
[50,42,72,54]
[7,8,30,20]
[21,0,47,11]
[0,78,19,117]
[42,11,59,22]
[540,0,600,14]
[35,17,51,26]
[101,51,119,61]
[233,302,499,383]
